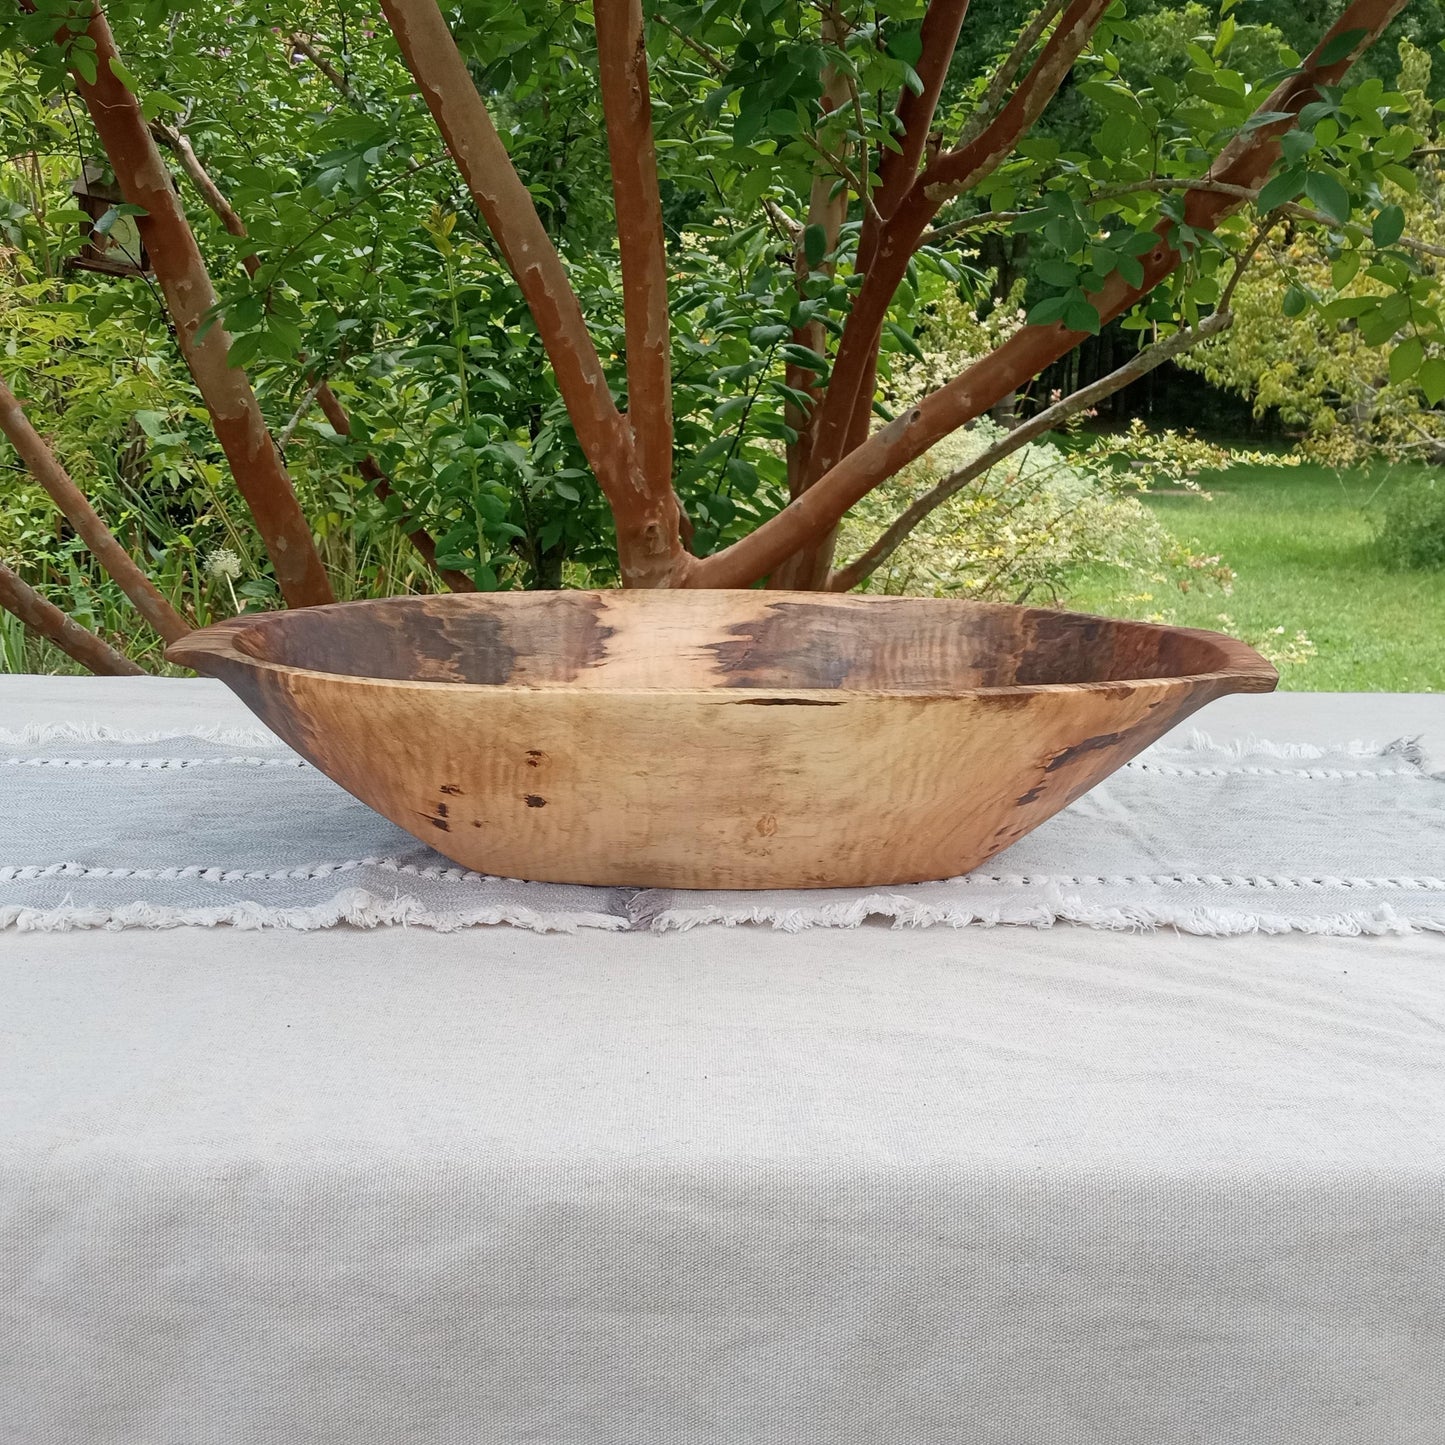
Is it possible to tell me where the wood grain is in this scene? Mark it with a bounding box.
[168,592,1277,889]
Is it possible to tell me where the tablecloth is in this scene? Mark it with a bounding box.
[3,679,1444,1444]
[5,681,1443,936]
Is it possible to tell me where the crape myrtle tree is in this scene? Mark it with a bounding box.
[0,0,1432,671]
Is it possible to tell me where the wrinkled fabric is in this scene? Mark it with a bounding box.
[2,923,1443,1444]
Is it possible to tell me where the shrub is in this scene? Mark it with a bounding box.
[1376,475,1445,571]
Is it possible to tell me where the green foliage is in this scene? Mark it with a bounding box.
[1376,473,1445,569]
[1180,41,1445,463]
[0,0,1441,676]
[839,415,1204,604]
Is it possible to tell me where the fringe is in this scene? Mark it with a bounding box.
[0,887,626,935]
[0,721,287,748]
[640,895,1445,937]
[3,756,307,770]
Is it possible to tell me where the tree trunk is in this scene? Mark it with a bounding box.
[0,561,144,675]
[71,4,334,609]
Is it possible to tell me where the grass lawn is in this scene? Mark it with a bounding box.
[1068,459,1445,692]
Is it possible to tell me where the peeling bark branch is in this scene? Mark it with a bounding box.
[953,0,1067,154]
[770,8,854,590]
[596,0,673,491]
[827,310,1236,592]
[688,0,1408,590]
[768,21,855,586]
[151,121,466,590]
[0,560,145,675]
[808,0,1112,493]
[0,374,191,642]
[869,0,971,233]
[69,4,334,609]
[380,0,690,586]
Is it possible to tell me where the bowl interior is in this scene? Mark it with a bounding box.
[223,592,1262,695]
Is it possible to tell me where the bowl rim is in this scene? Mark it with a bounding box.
[165,589,1279,699]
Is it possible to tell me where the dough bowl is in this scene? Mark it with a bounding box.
[167,590,1277,889]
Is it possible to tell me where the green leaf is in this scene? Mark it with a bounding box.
[1372,204,1406,248]
[1257,166,1305,213]
[1419,357,1445,406]
[779,343,828,375]
[1304,171,1350,225]
[1317,28,1367,67]
[1331,251,1361,290]
[884,321,924,362]
[802,223,827,270]
[1282,286,1310,317]
[107,55,141,93]
[1389,335,1424,385]
[1025,295,1070,326]
[225,331,266,371]
[1115,255,1145,287]
[1035,259,1077,288]
[1063,295,1101,335]
[70,48,97,85]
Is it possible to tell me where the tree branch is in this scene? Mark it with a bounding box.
[953,0,1067,154]
[925,178,1260,243]
[687,0,1409,589]
[288,31,351,97]
[827,310,1236,591]
[869,0,971,231]
[380,0,691,586]
[807,0,1111,494]
[67,3,334,609]
[769,6,856,589]
[596,0,673,491]
[924,0,1108,199]
[150,120,469,591]
[0,374,191,642]
[0,560,145,676]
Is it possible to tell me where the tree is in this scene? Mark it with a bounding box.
[0,0,1428,670]
[1178,39,1445,463]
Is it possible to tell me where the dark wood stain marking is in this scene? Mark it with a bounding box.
[711,602,857,689]
[1044,731,1127,773]
[524,795,547,808]
[440,783,462,795]
[730,697,843,707]
[235,592,618,686]
[525,750,546,767]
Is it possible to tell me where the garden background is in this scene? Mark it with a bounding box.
[2,0,1442,690]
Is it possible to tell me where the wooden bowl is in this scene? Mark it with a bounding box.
[167,591,1276,889]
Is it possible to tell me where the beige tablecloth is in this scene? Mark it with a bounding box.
[2,679,1443,1444]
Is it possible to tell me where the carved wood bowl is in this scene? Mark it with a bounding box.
[167,591,1277,889]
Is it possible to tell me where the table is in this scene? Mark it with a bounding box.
[3,679,1443,1444]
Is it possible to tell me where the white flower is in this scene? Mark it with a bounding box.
[204,548,243,582]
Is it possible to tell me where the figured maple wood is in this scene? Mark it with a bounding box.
[168,592,1275,889]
